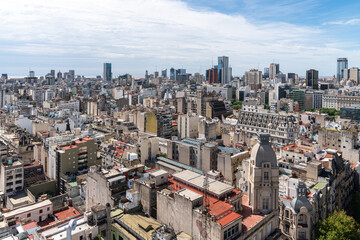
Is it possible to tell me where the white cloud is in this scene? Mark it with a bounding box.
[326,18,360,25]
[0,0,354,75]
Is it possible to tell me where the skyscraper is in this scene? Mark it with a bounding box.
[161,68,167,78]
[103,63,112,81]
[269,63,279,79]
[306,69,319,89]
[263,68,270,78]
[337,58,348,82]
[216,56,231,84]
[206,68,218,84]
[170,68,175,80]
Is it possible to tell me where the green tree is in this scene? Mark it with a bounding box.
[263,104,270,110]
[315,210,360,240]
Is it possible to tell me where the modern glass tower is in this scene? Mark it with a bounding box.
[337,58,348,83]
[103,63,112,81]
[216,56,230,84]
[306,69,319,89]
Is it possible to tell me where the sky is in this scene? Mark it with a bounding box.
[1,0,360,77]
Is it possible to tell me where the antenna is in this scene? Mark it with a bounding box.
[201,174,209,240]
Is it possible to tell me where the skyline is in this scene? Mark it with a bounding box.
[1,0,360,76]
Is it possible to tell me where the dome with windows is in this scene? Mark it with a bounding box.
[250,132,277,168]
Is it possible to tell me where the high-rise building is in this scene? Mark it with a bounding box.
[29,71,35,78]
[50,69,55,77]
[269,63,279,79]
[161,68,167,78]
[306,69,319,89]
[57,71,62,79]
[206,68,218,84]
[337,58,348,82]
[68,69,75,81]
[349,67,359,84]
[216,56,231,84]
[263,68,270,78]
[170,68,175,80]
[287,73,296,85]
[1,74,8,81]
[244,69,262,91]
[154,71,159,78]
[103,63,112,81]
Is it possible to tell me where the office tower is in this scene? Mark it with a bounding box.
[337,58,348,82]
[103,63,112,81]
[170,68,175,80]
[29,71,35,78]
[161,68,167,78]
[306,69,319,89]
[206,68,218,84]
[68,70,75,81]
[145,70,149,80]
[263,68,270,78]
[57,71,62,79]
[269,63,279,79]
[349,67,359,84]
[216,56,231,84]
[154,71,159,78]
[287,73,296,85]
[244,69,262,91]
[50,69,55,77]
[1,74,7,80]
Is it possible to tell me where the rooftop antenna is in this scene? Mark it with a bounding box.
[201,174,209,240]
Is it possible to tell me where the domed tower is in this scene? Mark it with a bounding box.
[248,132,279,213]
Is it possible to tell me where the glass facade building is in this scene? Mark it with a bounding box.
[337,58,348,83]
[103,63,112,81]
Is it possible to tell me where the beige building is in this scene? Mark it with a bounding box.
[177,113,199,139]
[0,159,24,195]
[279,182,315,240]
[349,67,359,84]
[3,199,53,224]
[86,167,127,211]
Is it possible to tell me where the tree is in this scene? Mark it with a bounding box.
[315,210,360,240]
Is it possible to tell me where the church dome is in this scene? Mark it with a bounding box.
[250,133,277,168]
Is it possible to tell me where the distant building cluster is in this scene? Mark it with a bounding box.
[0,56,359,240]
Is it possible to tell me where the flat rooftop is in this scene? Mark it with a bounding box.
[177,188,203,201]
[172,170,234,198]
[3,200,52,219]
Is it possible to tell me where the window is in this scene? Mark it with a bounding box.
[262,198,269,210]
[47,207,50,211]
[39,209,43,214]
[285,224,290,233]
[285,210,289,218]
[264,172,269,181]
[27,213,31,218]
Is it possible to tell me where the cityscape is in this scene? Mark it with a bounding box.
[1,1,360,240]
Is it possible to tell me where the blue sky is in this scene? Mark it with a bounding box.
[1,0,360,77]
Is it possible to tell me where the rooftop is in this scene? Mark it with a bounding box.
[172,170,234,198]
[113,209,162,240]
[167,173,241,227]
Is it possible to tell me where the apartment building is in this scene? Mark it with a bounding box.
[0,158,24,195]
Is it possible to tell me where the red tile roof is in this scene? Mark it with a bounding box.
[22,221,38,231]
[168,178,241,227]
[54,207,80,222]
[240,195,265,232]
